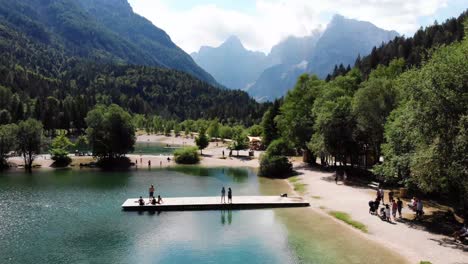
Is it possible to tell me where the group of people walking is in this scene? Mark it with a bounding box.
[369,188,403,222]
[138,184,163,206]
[369,187,424,222]
[221,187,232,204]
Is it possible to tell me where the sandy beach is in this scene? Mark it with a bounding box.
[290,163,468,264]
[6,134,467,263]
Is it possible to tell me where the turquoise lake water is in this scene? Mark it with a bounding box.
[0,165,408,264]
[0,168,297,264]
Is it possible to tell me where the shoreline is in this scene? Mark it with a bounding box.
[5,134,467,263]
[289,163,467,264]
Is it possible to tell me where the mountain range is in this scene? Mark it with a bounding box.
[192,15,399,101]
[0,0,217,84]
[0,0,265,126]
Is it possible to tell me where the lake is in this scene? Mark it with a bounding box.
[0,167,407,264]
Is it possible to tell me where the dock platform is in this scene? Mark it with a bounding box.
[122,196,309,211]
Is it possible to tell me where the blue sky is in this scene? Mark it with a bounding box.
[129,0,467,53]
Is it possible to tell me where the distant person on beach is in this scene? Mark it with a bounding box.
[138,196,145,206]
[397,198,403,218]
[385,204,391,222]
[228,188,232,204]
[167,157,171,162]
[149,185,155,198]
[388,191,394,203]
[157,195,163,204]
[148,160,151,168]
[391,199,397,219]
[135,159,138,165]
[416,199,424,218]
[335,173,338,184]
[377,188,384,203]
[160,161,162,167]
[221,187,226,203]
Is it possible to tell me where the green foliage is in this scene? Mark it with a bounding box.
[174,147,200,164]
[247,124,263,137]
[229,126,248,156]
[259,154,293,178]
[329,211,368,233]
[16,118,43,171]
[261,100,280,146]
[0,123,18,168]
[266,138,295,156]
[85,104,135,160]
[50,133,73,167]
[276,75,323,150]
[219,126,234,140]
[352,76,398,159]
[74,135,89,152]
[207,119,220,139]
[377,33,468,207]
[195,129,209,154]
[0,18,267,129]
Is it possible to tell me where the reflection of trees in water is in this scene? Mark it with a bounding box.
[169,166,213,177]
[169,166,249,183]
[224,168,248,183]
[0,169,131,190]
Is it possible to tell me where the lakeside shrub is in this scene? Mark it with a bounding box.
[266,138,295,156]
[174,147,200,164]
[259,154,292,178]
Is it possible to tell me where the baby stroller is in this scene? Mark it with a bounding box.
[369,201,377,215]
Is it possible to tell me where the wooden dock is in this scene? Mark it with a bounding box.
[121,196,309,211]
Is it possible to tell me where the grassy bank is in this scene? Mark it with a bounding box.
[288,176,307,193]
[329,211,368,233]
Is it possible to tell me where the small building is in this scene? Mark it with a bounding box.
[248,136,263,151]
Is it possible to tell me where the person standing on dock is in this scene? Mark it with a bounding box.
[228,188,232,204]
[221,187,226,203]
[149,185,155,198]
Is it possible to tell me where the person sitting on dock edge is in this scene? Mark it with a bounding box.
[157,195,163,204]
[138,196,145,206]
[150,196,157,205]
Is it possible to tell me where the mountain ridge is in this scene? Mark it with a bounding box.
[0,0,217,84]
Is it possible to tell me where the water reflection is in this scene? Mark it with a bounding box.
[221,210,233,225]
[169,166,249,183]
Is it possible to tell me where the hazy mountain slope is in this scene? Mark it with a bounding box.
[308,15,399,78]
[191,36,271,90]
[248,15,398,101]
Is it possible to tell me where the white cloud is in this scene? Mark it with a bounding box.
[128,0,449,54]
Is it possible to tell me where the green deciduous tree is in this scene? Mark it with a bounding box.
[50,133,74,167]
[229,126,248,156]
[195,128,209,154]
[0,124,18,168]
[276,74,323,161]
[85,104,135,160]
[16,118,43,171]
[261,100,280,147]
